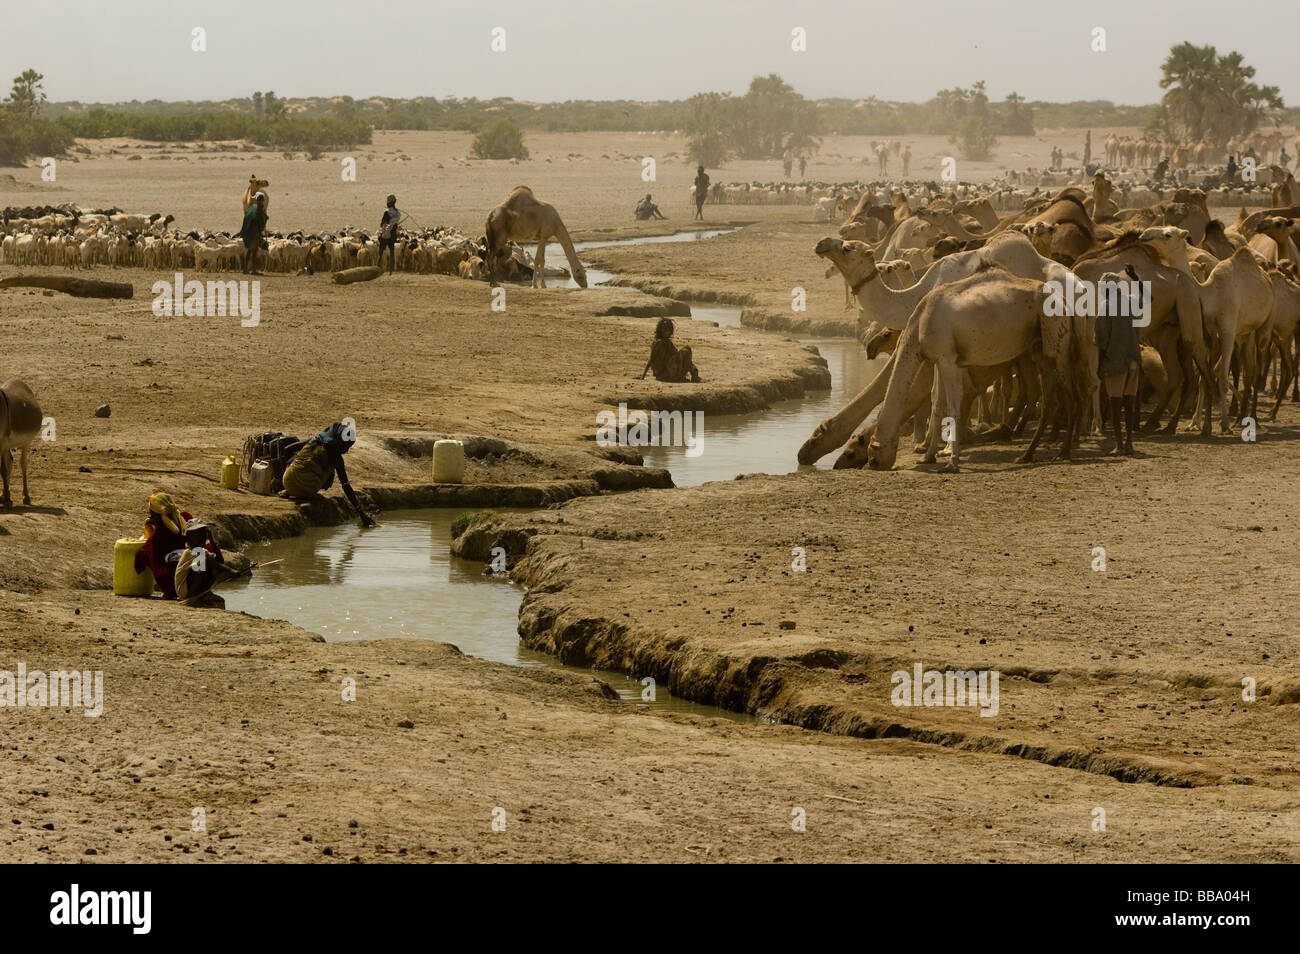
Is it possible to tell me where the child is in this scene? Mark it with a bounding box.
[639,318,701,383]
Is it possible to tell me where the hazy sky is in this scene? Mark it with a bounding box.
[3,0,1296,106]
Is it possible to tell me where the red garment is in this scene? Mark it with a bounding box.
[134,510,193,598]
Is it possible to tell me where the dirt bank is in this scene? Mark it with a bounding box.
[456,415,1300,842]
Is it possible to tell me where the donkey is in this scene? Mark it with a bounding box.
[1,379,42,508]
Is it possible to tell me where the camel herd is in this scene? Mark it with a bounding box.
[803,167,1300,470]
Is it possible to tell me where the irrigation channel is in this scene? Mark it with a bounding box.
[224,228,884,718]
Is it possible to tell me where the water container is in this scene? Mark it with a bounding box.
[249,460,275,495]
[113,537,155,597]
[219,456,239,490]
[432,439,465,483]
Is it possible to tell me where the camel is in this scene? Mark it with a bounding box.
[1139,228,1274,433]
[1,379,42,508]
[484,186,587,289]
[243,176,269,214]
[865,269,1074,472]
[1262,262,1300,418]
[902,144,912,178]
[802,232,1078,465]
[1247,216,1300,268]
[1083,173,1119,222]
[1104,133,1120,168]
[914,206,994,242]
[875,143,889,177]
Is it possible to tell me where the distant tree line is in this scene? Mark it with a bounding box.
[6,49,1291,169]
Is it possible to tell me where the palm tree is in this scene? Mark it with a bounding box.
[1159,42,1282,145]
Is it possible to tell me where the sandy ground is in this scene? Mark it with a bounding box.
[2,130,1298,862]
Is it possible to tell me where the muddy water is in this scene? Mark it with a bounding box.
[222,509,756,722]
[225,227,858,721]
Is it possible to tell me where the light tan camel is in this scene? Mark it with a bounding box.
[242,175,270,214]
[484,186,587,288]
[1263,262,1300,418]
[802,232,1076,464]
[865,270,1075,472]
[1139,228,1275,432]
[1083,172,1119,222]
[1247,216,1300,267]
[1,379,42,508]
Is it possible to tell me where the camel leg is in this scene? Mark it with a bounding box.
[798,352,896,465]
[533,235,548,288]
[1,448,11,508]
[935,356,963,472]
[1292,326,1300,401]
[912,393,931,453]
[836,360,932,469]
[19,447,30,506]
[1018,363,1054,463]
[1271,340,1295,420]
[923,370,944,463]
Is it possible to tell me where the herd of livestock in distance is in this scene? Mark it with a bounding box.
[0,204,543,281]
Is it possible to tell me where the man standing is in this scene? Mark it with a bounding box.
[1083,131,1092,170]
[693,166,709,221]
[378,194,403,275]
[1094,269,1142,456]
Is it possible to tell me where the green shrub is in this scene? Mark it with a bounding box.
[471,117,528,159]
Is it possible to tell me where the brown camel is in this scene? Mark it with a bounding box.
[484,186,587,288]
[1139,228,1275,433]
[1,379,43,508]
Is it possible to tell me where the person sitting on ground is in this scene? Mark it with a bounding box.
[693,166,709,221]
[639,318,701,383]
[133,492,193,599]
[634,194,666,220]
[1094,268,1142,457]
[280,421,376,527]
[378,194,403,275]
[240,191,268,274]
[173,518,230,607]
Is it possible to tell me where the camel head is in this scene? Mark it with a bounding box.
[1014,220,1056,255]
[1257,215,1295,241]
[1137,225,1188,259]
[815,238,877,288]
[866,434,897,470]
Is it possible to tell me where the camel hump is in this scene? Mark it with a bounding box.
[511,185,533,195]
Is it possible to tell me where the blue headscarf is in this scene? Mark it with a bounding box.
[315,422,355,454]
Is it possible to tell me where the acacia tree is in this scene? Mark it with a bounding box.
[730,74,818,159]
[6,69,47,119]
[684,91,732,167]
[1157,42,1282,144]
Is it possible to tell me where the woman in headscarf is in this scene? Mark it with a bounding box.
[281,422,376,526]
[133,492,191,599]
